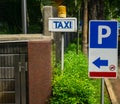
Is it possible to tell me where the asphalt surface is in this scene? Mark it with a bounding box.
[106,59,120,104]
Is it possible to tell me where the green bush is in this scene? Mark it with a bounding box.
[50,44,97,104]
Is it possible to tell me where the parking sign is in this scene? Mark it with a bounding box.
[89,20,118,78]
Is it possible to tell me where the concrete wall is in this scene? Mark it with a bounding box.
[28,40,52,104]
[0,35,52,104]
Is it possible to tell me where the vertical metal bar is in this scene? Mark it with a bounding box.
[20,54,26,104]
[14,55,20,104]
[0,55,2,103]
[0,57,1,78]
[0,48,3,102]
[21,0,27,34]
[101,78,104,104]
[3,45,5,102]
[61,33,64,70]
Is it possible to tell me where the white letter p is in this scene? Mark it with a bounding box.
[98,26,111,44]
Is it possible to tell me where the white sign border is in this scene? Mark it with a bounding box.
[48,18,77,32]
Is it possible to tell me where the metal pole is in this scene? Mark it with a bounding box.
[61,33,64,70]
[21,0,27,34]
[101,78,104,104]
[58,5,66,70]
[77,10,80,54]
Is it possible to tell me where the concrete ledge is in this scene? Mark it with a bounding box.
[0,34,52,42]
[105,78,119,104]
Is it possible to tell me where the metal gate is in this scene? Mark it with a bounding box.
[0,42,27,104]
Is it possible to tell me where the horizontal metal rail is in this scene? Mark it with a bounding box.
[0,91,15,93]
[0,79,15,81]
[0,54,26,56]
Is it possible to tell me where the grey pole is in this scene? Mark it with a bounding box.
[61,33,64,70]
[21,0,27,34]
[101,78,104,104]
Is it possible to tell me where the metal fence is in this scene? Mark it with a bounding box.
[0,42,27,104]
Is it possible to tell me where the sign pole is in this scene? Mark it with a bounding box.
[61,33,64,70]
[58,5,66,70]
[21,0,27,34]
[101,78,104,104]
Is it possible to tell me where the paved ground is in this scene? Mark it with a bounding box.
[108,60,120,104]
[109,78,120,104]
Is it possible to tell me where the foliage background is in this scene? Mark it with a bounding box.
[50,44,111,104]
[1,0,120,34]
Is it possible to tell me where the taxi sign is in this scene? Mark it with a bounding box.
[48,18,77,32]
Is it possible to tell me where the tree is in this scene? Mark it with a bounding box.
[97,0,104,19]
[104,0,120,20]
[27,0,54,33]
[89,0,97,20]
[0,0,22,33]
[82,0,88,55]
[82,0,105,55]
[89,0,104,20]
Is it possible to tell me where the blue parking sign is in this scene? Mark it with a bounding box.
[89,20,118,78]
[89,21,118,48]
